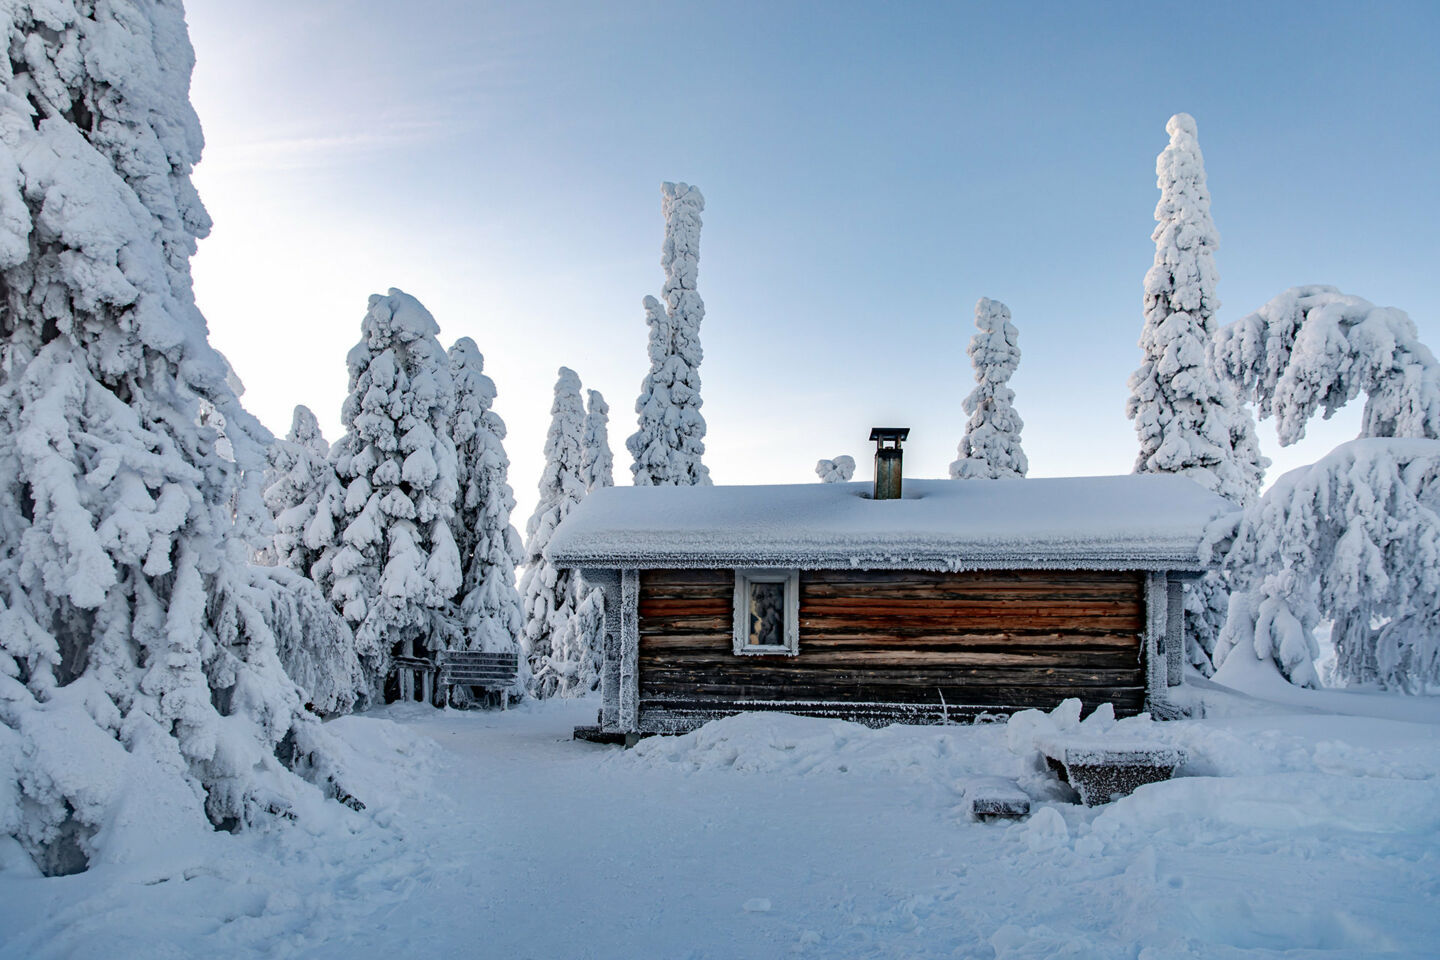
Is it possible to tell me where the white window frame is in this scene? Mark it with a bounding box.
[732,568,800,656]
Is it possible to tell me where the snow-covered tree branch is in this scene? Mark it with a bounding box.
[1213,285,1440,446]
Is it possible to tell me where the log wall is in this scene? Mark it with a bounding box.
[637,568,1146,725]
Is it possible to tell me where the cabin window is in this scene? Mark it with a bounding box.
[732,569,799,656]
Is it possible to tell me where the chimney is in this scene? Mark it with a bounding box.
[869,427,909,500]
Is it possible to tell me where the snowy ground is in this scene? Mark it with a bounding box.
[3,684,1438,960]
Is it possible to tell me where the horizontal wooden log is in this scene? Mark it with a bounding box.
[800,598,1138,616]
[640,592,733,606]
[638,597,733,616]
[800,614,1141,632]
[639,648,1140,670]
[637,680,1144,710]
[639,633,732,650]
[639,630,1134,653]
[800,583,1140,601]
[641,570,732,588]
[637,702,1031,732]
[794,632,1140,649]
[639,662,1140,688]
[638,615,732,633]
[802,569,1141,586]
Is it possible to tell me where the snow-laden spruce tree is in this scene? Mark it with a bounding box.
[0,0,354,875]
[322,290,462,696]
[521,368,588,697]
[1125,113,1268,673]
[581,389,615,493]
[259,406,363,714]
[628,182,712,487]
[263,406,339,578]
[543,388,615,696]
[448,338,524,664]
[1210,439,1440,690]
[815,456,856,482]
[950,298,1028,480]
[1210,287,1440,688]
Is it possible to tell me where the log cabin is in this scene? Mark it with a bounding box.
[546,431,1233,739]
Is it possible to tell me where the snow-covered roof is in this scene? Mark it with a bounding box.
[546,476,1235,572]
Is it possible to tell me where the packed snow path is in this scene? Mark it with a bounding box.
[3,695,1438,959]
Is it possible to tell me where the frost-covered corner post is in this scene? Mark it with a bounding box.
[322,290,462,703]
[448,338,524,688]
[950,298,1028,480]
[0,0,357,875]
[1125,112,1266,677]
[521,368,589,697]
[627,182,712,487]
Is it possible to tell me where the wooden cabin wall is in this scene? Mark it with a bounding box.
[637,569,1146,724]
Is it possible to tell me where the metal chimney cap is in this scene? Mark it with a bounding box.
[869,427,910,443]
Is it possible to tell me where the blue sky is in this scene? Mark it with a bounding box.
[185,0,1439,519]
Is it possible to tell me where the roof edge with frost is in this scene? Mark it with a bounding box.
[547,476,1234,572]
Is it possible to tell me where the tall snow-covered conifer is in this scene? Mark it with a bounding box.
[628,182,712,487]
[0,0,354,874]
[263,406,339,579]
[581,389,615,493]
[322,290,461,696]
[950,298,1028,480]
[545,388,615,696]
[1125,113,1267,673]
[260,406,362,715]
[521,368,588,697]
[448,338,524,661]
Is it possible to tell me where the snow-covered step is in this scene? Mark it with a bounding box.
[957,776,1032,821]
[1037,735,1186,806]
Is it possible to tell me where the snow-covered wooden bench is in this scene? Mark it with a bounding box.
[957,776,1031,821]
[438,651,520,708]
[1037,736,1186,806]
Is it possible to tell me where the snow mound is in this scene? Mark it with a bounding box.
[1092,773,1440,843]
[626,711,1017,785]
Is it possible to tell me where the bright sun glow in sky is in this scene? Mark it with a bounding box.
[183,0,1439,523]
